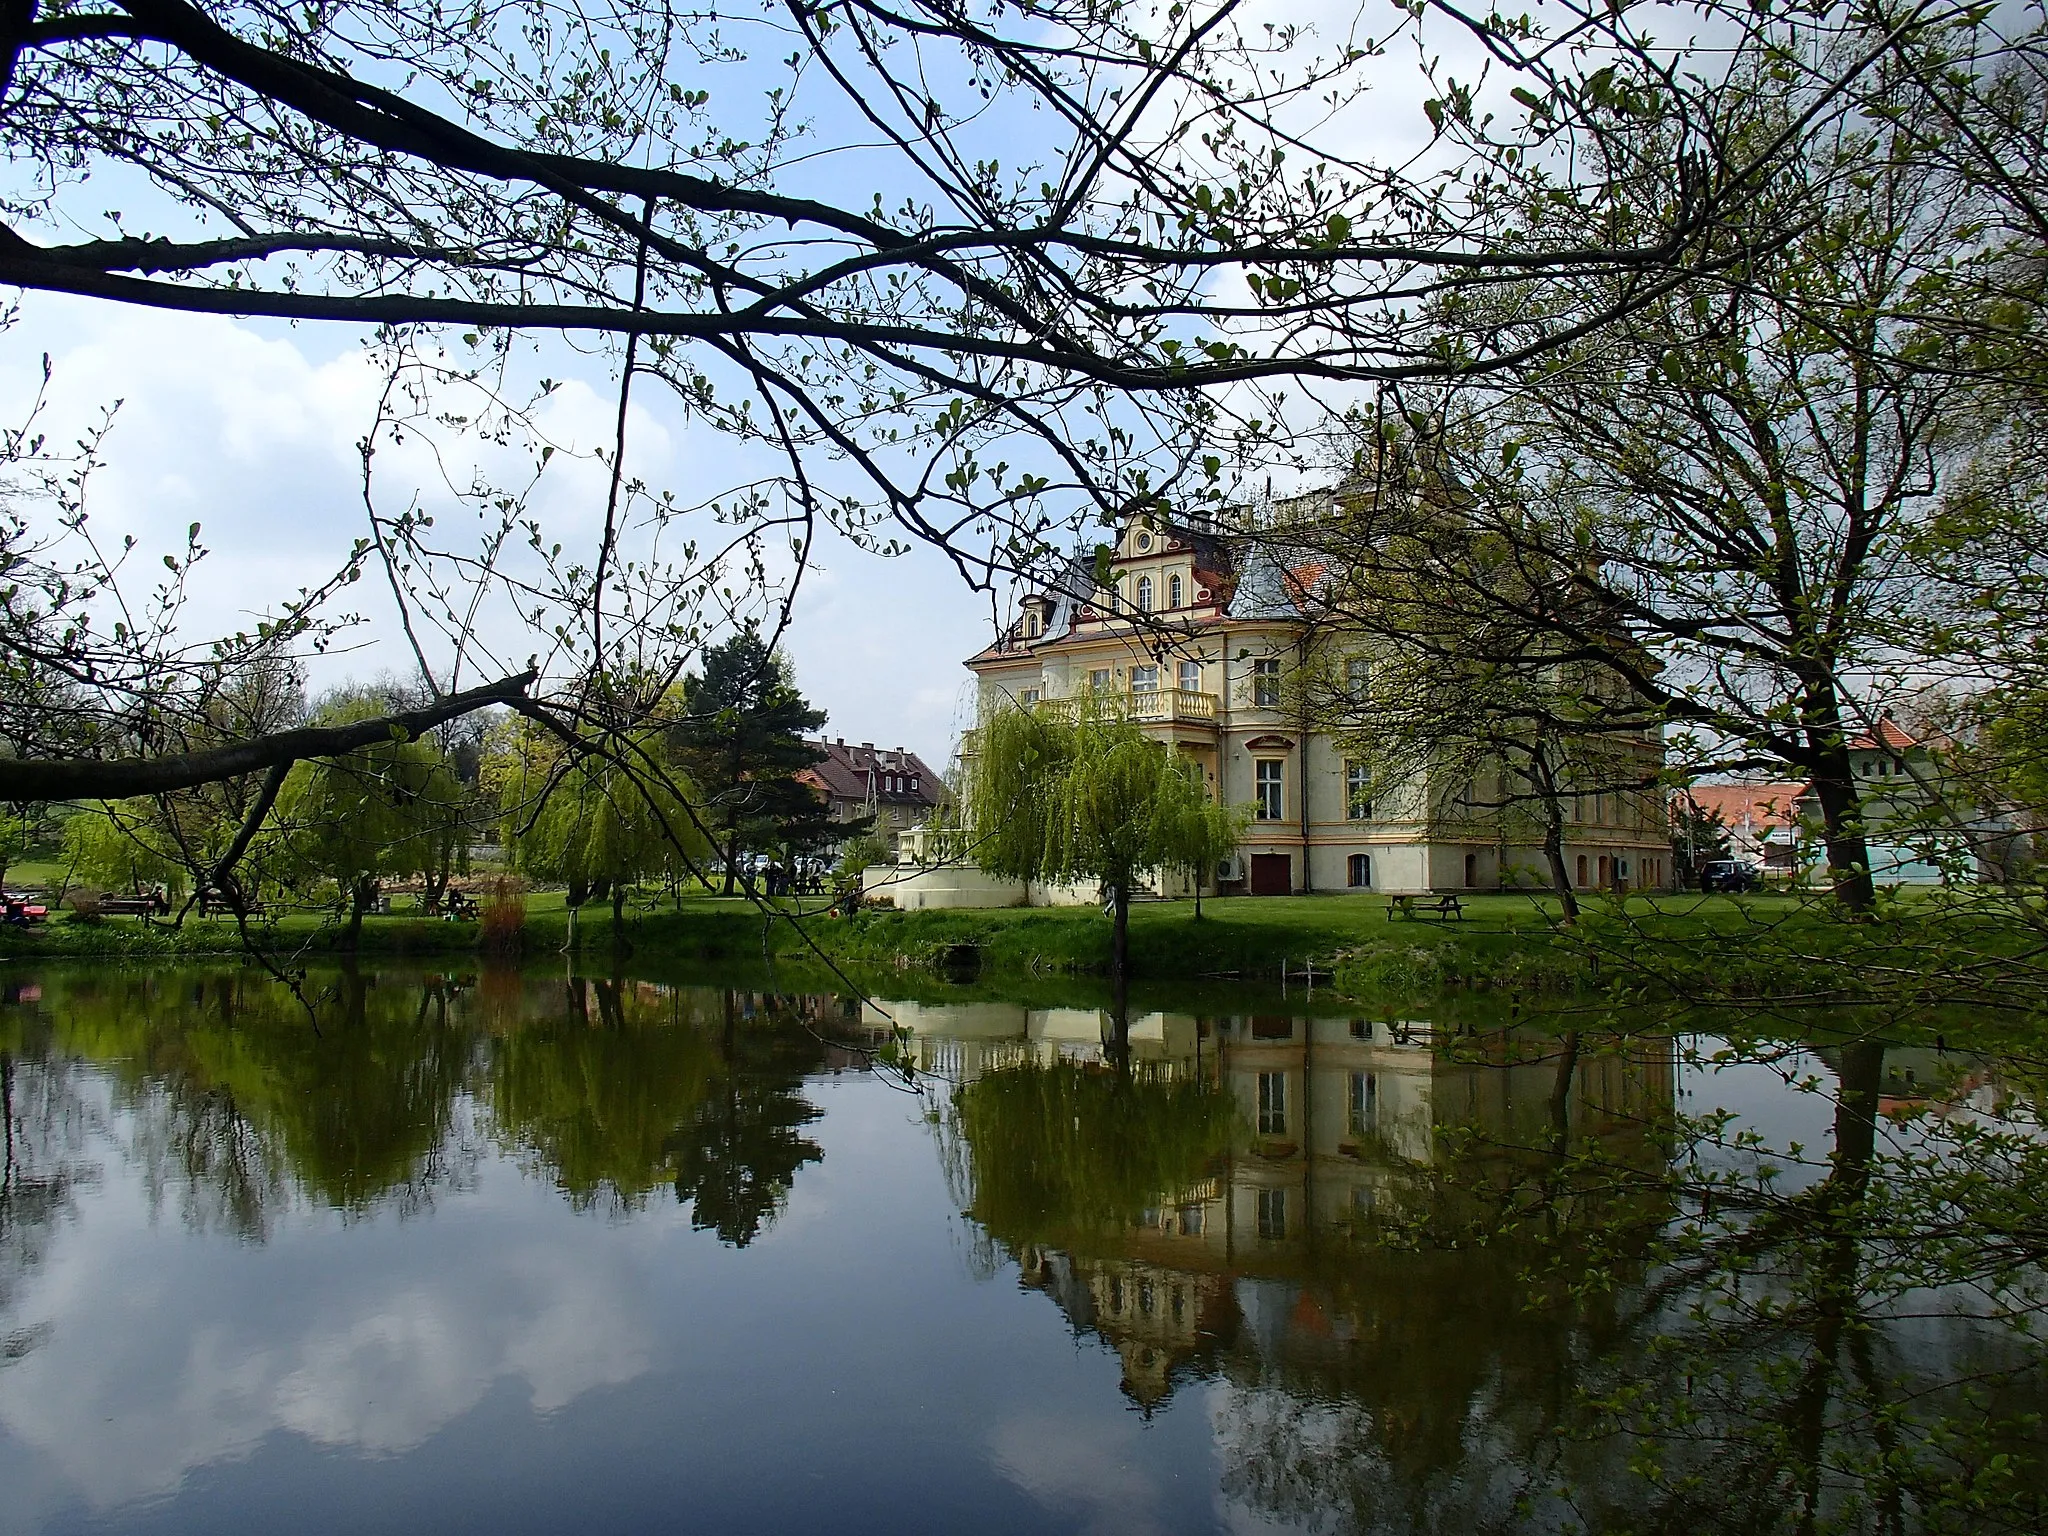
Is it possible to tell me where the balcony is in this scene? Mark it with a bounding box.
[1036,688,1219,727]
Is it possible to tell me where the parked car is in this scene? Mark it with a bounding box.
[1698,859,1762,893]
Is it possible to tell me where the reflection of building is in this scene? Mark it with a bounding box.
[1014,1246,1237,1411]
[909,1001,1678,1409]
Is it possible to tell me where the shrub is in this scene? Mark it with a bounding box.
[479,877,528,956]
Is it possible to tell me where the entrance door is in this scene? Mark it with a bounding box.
[1249,853,1292,895]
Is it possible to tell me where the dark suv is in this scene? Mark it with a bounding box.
[1699,859,1761,893]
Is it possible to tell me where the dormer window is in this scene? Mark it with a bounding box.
[1025,611,1042,638]
[1136,575,1153,613]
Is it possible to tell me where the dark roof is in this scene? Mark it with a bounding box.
[802,739,945,810]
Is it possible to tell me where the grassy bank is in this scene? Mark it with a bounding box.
[0,887,1863,998]
[4,884,2025,1011]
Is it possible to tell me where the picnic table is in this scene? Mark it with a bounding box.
[1386,893,1464,922]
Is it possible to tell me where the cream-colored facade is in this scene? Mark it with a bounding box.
[965,510,1672,895]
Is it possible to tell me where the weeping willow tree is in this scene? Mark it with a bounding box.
[495,722,709,930]
[966,702,1236,989]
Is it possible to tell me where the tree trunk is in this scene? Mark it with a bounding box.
[1542,801,1580,924]
[1110,881,1132,983]
[343,875,372,949]
[566,878,589,908]
[1808,759,1876,913]
[722,828,741,895]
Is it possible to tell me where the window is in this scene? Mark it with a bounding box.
[1349,1072,1378,1135]
[1255,759,1283,820]
[1256,1187,1288,1240]
[1345,761,1373,820]
[1169,572,1184,608]
[1347,853,1372,888]
[1177,659,1201,693]
[1464,852,1478,887]
[1136,575,1153,612]
[1178,1205,1204,1237]
[1576,854,1588,888]
[910,775,920,793]
[1253,657,1281,708]
[1019,688,1040,706]
[1345,654,1370,698]
[1089,668,1111,692]
[1025,611,1042,638]
[1130,663,1159,693]
[1257,1071,1287,1134]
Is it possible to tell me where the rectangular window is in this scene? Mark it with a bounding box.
[1019,688,1040,706]
[1089,668,1111,692]
[1256,1187,1287,1240]
[1255,759,1283,820]
[1345,761,1373,820]
[1177,659,1201,693]
[1347,853,1371,888]
[1130,663,1159,693]
[1349,1071,1378,1136]
[1345,654,1370,698]
[1257,1071,1287,1135]
[1253,657,1281,708]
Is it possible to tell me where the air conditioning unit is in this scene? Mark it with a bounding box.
[1216,856,1242,881]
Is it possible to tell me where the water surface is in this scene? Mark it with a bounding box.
[1,967,2041,1533]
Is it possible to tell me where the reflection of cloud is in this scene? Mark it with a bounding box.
[987,1413,1167,1536]
[0,1206,653,1512]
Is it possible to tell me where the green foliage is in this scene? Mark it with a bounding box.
[62,800,192,897]
[668,626,837,880]
[494,722,708,900]
[966,701,1235,899]
[951,1061,1237,1241]
[267,715,461,918]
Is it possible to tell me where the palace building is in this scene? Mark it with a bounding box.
[963,503,1672,896]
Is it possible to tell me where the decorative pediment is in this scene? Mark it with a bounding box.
[1245,734,1295,751]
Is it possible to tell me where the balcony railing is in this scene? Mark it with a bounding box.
[1036,688,1219,726]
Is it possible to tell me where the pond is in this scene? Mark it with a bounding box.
[0,965,2042,1534]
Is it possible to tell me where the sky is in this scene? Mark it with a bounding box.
[0,0,1590,770]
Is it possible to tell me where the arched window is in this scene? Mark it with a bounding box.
[1136,575,1153,612]
[1025,611,1041,638]
[1168,572,1184,608]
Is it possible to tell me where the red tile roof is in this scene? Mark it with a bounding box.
[804,738,945,811]
[1681,782,1806,832]
[1848,718,1919,752]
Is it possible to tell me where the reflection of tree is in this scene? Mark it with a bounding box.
[666,992,826,1247]
[22,968,478,1218]
[487,977,718,1212]
[0,1045,98,1366]
[1576,1040,2048,1533]
[947,1060,1236,1248]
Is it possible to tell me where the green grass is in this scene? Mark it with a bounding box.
[1,882,2022,1011]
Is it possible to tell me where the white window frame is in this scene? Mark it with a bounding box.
[1169,572,1184,608]
[1130,663,1159,693]
[1136,575,1153,612]
[1257,1072,1287,1135]
[1177,659,1201,693]
[1345,760,1373,820]
[1255,759,1284,820]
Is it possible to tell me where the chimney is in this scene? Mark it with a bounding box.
[861,742,873,751]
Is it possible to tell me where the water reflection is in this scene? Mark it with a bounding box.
[923,1005,2048,1533]
[0,969,2042,1534]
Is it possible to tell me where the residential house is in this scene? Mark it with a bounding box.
[963,502,1672,896]
[1798,717,2024,884]
[800,738,946,860]
[1682,782,1806,877]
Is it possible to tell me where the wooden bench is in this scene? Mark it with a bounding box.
[1386,893,1464,922]
[97,894,165,918]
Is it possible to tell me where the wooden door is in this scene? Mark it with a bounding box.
[1249,853,1291,895]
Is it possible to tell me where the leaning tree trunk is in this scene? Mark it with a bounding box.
[721,828,742,896]
[1528,743,1580,924]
